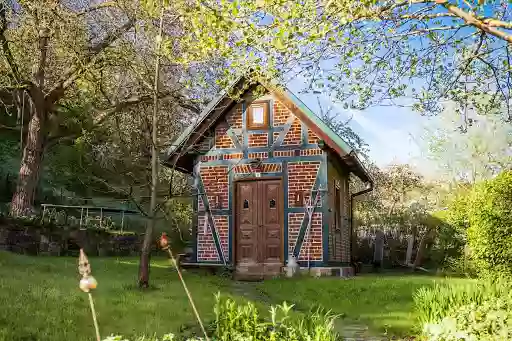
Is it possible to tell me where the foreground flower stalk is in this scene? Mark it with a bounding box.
[79,249,101,341]
[160,233,210,341]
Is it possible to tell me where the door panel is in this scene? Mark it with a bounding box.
[259,181,282,264]
[236,179,283,277]
[236,182,259,264]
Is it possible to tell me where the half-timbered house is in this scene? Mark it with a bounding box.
[164,75,373,279]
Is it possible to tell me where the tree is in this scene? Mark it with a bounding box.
[0,1,198,216]
[151,1,512,122]
[422,101,512,183]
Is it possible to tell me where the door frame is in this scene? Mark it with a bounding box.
[232,176,285,268]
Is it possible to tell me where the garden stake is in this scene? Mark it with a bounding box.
[160,233,210,341]
[78,249,101,341]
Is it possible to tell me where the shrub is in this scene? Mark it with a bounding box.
[423,298,512,341]
[467,171,512,277]
[415,277,512,340]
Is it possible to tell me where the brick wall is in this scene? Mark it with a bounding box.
[214,215,229,260]
[197,215,220,261]
[288,212,322,261]
[283,118,301,145]
[215,125,234,149]
[226,105,243,129]
[287,161,321,207]
[199,165,228,209]
[273,101,290,125]
[248,133,268,147]
[308,128,319,144]
[197,215,229,261]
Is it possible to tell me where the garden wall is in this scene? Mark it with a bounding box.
[0,217,142,257]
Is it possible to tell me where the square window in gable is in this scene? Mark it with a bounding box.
[247,101,269,130]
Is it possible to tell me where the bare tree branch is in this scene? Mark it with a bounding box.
[46,92,200,148]
[45,17,136,103]
[436,0,512,43]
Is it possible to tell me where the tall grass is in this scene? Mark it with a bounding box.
[413,276,512,325]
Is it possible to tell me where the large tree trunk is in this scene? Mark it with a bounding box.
[10,108,46,217]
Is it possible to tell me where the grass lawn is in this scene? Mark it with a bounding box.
[0,251,233,341]
[0,251,471,340]
[257,273,472,338]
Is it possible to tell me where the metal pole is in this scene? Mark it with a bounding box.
[80,207,84,229]
[41,205,47,224]
[160,235,210,341]
[88,293,101,341]
[121,211,125,232]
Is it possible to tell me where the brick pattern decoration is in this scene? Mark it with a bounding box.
[232,163,283,174]
[248,152,268,159]
[226,105,243,129]
[200,166,229,209]
[300,148,323,156]
[215,125,235,149]
[248,133,268,147]
[287,161,321,208]
[282,118,302,145]
[200,155,217,162]
[288,212,323,261]
[233,164,252,174]
[274,150,295,157]
[223,153,243,160]
[197,215,220,261]
[308,128,319,144]
[262,163,282,173]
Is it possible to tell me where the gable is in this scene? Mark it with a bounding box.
[189,92,321,152]
[164,76,370,183]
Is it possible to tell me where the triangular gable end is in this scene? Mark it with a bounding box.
[164,75,371,183]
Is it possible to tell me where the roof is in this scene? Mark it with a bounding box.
[164,74,371,183]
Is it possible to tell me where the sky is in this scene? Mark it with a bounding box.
[287,78,430,171]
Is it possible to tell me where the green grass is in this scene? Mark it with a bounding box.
[256,273,472,337]
[0,251,471,340]
[0,252,233,341]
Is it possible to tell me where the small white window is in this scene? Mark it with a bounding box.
[252,106,265,124]
[247,101,269,129]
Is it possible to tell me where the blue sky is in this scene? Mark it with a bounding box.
[287,78,426,169]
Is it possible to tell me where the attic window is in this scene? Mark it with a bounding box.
[247,101,269,130]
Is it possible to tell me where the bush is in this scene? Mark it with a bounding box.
[423,297,512,341]
[102,294,340,341]
[414,277,512,340]
[467,171,512,277]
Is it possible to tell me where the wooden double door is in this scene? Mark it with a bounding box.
[235,179,283,278]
